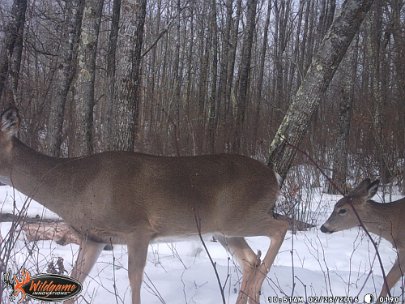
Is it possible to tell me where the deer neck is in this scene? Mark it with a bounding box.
[7,137,64,205]
[361,201,397,244]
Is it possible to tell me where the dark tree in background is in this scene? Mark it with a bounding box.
[0,0,27,100]
[0,0,404,191]
[328,36,359,194]
[232,0,257,153]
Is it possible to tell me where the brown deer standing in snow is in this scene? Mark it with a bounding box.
[321,179,405,302]
[0,107,288,304]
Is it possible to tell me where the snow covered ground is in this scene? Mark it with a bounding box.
[1,185,403,303]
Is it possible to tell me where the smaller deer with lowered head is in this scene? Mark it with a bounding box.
[0,107,289,304]
[321,179,405,301]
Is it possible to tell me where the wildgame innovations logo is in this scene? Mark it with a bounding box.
[3,268,82,303]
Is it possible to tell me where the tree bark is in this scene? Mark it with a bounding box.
[217,0,233,123]
[329,37,359,194]
[46,0,85,156]
[0,0,28,101]
[196,4,209,153]
[232,0,258,153]
[391,0,405,193]
[224,0,242,125]
[252,0,272,154]
[268,0,374,181]
[110,0,147,151]
[369,2,391,183]
[104,0,121,150]
[208,0,218,154]
[71,0,104,157]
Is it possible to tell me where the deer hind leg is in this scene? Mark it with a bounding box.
[216,235,261,304]
[127,233,151,304]
[64,239,105,304]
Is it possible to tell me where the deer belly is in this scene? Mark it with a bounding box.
[71,224,127,244]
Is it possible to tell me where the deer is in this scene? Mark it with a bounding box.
[320,178,405,302]
[0,107,289,304]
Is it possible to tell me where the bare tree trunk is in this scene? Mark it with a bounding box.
[369,2,391,183]
[217,0,233,123]
[224,0,242,124]
[172,0,182,138]
[329,37,359,194]
[46,0,85,156]
[185,1,194,117]
[110,0,147,151]
[252,0,272,154]
[0,0,27,101]
[71,0,104,157]
[208,0,218,154]
[196,5,209,153]
[268,0,374,181]
[232,0,257,153]
[104,0,121,150]
[318,0,337,47]
[272,0,291,109]
[10,0,27,98]
[391,0,405,193]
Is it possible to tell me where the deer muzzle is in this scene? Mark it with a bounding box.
[320,224,334,233]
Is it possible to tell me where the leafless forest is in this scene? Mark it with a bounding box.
[0,0,404,192]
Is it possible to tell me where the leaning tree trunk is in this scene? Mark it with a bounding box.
[268,0,374,181]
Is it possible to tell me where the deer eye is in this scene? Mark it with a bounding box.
[338,208,347,215]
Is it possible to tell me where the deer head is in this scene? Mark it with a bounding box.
[320,179,380,233]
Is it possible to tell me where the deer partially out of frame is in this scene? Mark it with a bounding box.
[321,179,405,301]
[0,107,288,304]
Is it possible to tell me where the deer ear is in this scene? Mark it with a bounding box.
[367,180,379,199]
[352,178,371,195]
[1,107,20,137]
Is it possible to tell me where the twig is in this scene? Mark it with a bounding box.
[143,272,166,303]
[110,239,120,304]
[295,276,308,304]
[193,210,226,304]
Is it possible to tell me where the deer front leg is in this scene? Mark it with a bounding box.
[246,219,288,304]
[64,239,104,304]
[377,252,405,303]
[127,233,151,304]
[216,235,261,304]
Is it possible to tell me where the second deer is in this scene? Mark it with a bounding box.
[321,179,405,301]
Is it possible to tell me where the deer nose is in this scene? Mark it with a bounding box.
[320,225,332,233]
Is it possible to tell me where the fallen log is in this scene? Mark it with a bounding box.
[0,213,81,245]
[0,213,114,249]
